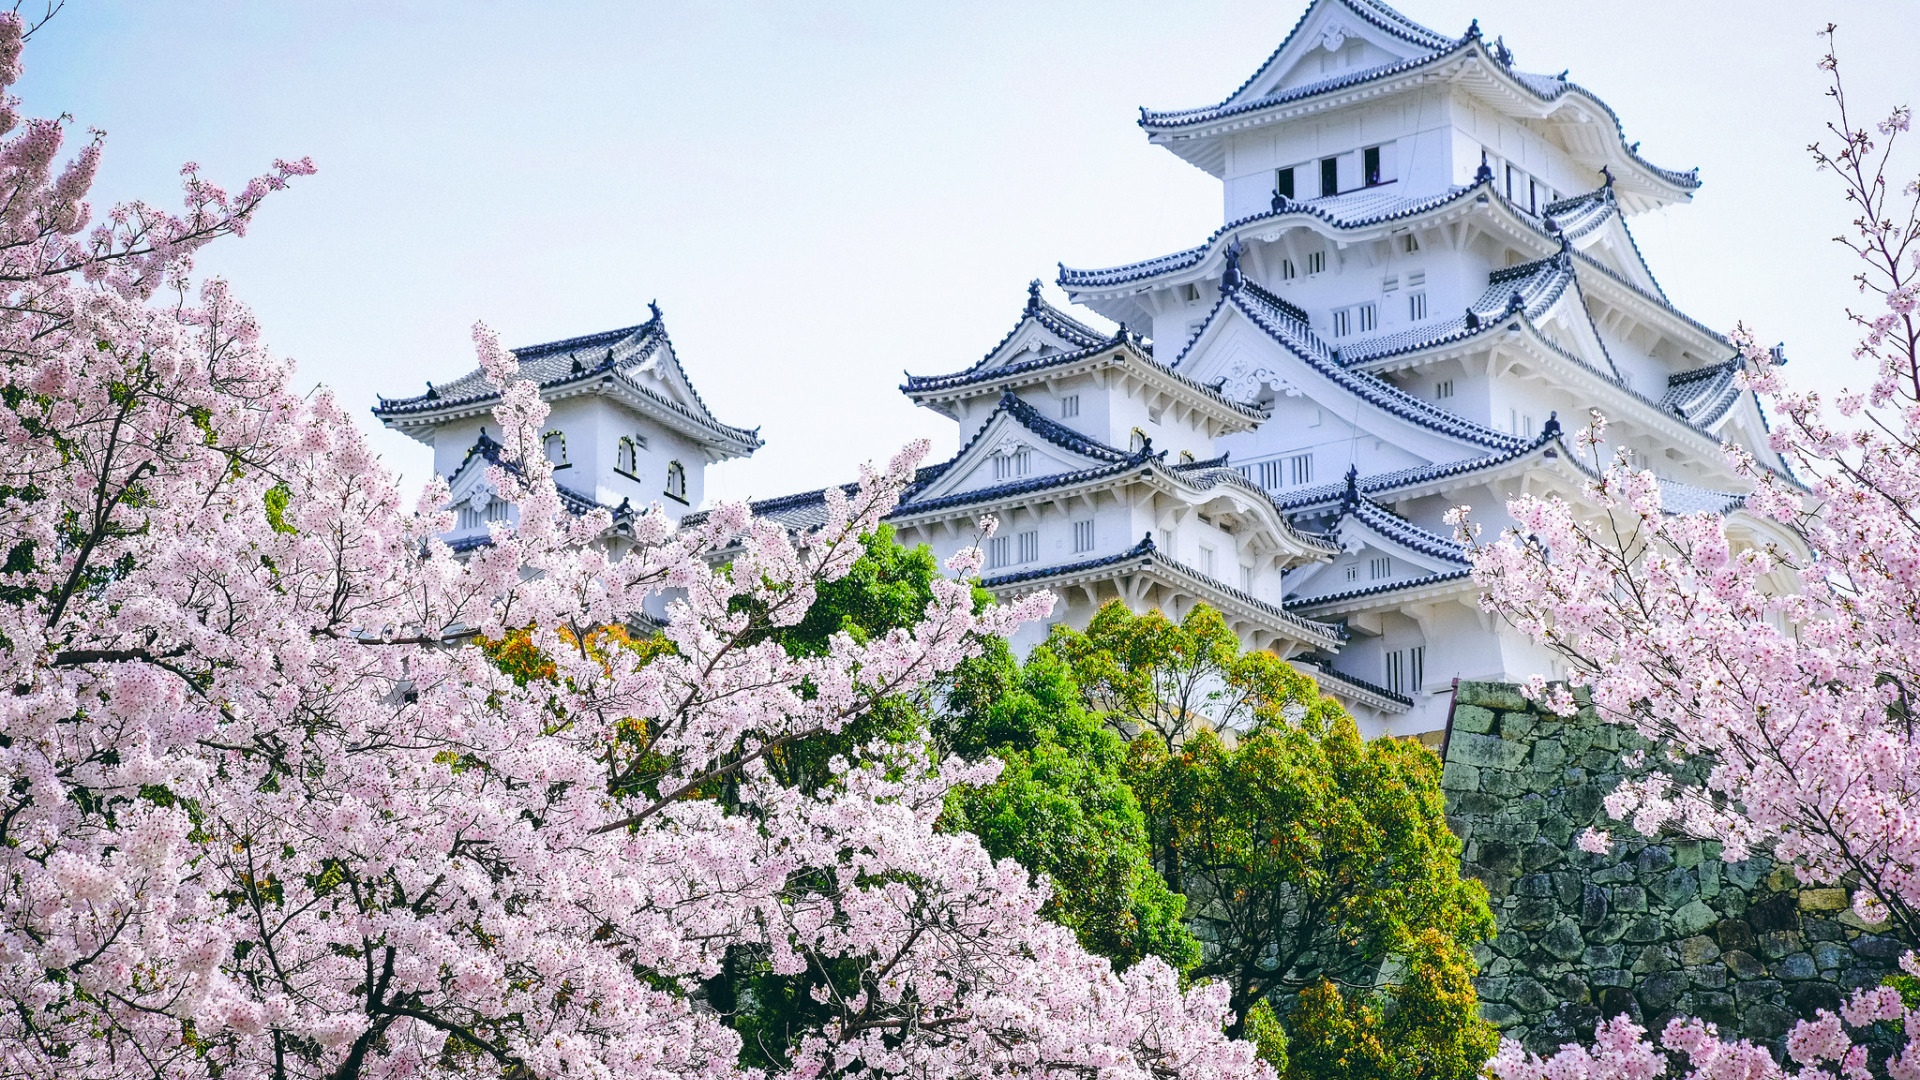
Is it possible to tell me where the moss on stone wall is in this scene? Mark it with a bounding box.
[1440,682,1900,1054]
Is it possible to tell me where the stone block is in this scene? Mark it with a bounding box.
[1853,934,1904,959]
[1543,920,1585,961]
[1592,863,1636,885]
[1502,711,1537,740]
[1558,973,1591,1005]
[1474,840,1523,877]
[1531,738,1567,772]
[1480,1001,1523,1028]
[1764,867,1799,892]
[1449,791,1503,816]
[1758,930,1803,960]
[1672,839,1705,868]
[1478,976,1512,1002]
[1748,892,1799,932]
[1493,929,1530,957]
[1515,873,1553,898]
[1651,868,1700,907]
[1630,945,1674,974]
[1597,986,1640,1019]
[1812,941,1848,970]
[1481,769,1524,797]
[1461,862,1511,899]
[1638,970,1688,1012]
[1539,814,1576,847]
[1581,883,1610,927]
[1590,967,1631,988]
[1550,872,1582,907]
[1590,914,1630,944]
[1511,978,1557,1014]
[1672,900,1718,937]
[1716,920,1755,952]
[1735,978,1784,1004]
[1725,858,1767,891]
[1510,897,1557,930]
[1637,846,1676,876]
[1799,887,1847,912]
[1457,682,1531,710]
[1776,952,1817,981]
[1610,885,1647,913]
[1676,935,1721,966]
[1787,980,1843,1016]
[1449,732,1532,770]
[1452,704,1495,734]
[1804,917,1844,942]
[1693,991,1737,1028]
[1523,839,1564,872]
[1624,916,1664,943]
[1441,760,1481,792]
[1741,1003,1796,1041]
[1582,945,1623,968]
[1722,951,1765,980]
[1687,964,1727,989]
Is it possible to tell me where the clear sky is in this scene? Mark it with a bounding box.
[18,1,1920,505]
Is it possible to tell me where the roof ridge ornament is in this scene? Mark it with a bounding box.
[1599,164,1615,189]
[1463,18,1481,40]
[1465,308,1481,330]
[1026,278,1043,315]
[1342,463,1361,509]
[1506,290,1525,316]
[648,299,663,322]
[1271,187,1290,213]
[1474,149,1494,185]
[1541,411,1561,440]
[1220,240,1246,293]
[1490,35,1513,66]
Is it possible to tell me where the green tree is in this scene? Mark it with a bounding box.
[1051,602,1496,1080]
[941,642,1201,973]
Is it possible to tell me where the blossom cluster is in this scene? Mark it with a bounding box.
[0,15,1268,1080]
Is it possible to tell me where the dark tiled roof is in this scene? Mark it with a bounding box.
[373,312,761,451]
[1194,0,1456,117]
[1138,32,1699,194]
[983,533,1344,649]
[1204,276,1529,452]
[1334,252,1578,367]
[1058,183,1479,291]
[1336,487,1471,566]
[1275,430,1556,512]
[1291,656,1414,709]
[902,336,1267,421]
[1663,359,1744,424]
[1286,567,1475,610]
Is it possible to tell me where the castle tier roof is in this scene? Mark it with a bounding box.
[1196,275,1529,452]
[1134,0,1698,207]
[373,309,762,458]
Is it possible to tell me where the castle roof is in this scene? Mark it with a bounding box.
[1135,0,1698,208]
[373,309,762,458]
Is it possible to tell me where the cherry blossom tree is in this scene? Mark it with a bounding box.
[0,14,1269,1080]
[1460,27,1920,1080]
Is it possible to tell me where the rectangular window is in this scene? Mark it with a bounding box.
[1241,564,1254,591]
[1409,291,1428,320]
[1524,414,1535,438]
[1280,258,1296,280]
[1073,519,1095,553]
[1369,556,1392,580]
[1306,250,1326,274]
[1061,394,1079,419]
[1017,530,1040,564]
[1345,565,1360,582]
[1357,303,1377,332]
[1385,646,1426,695]
[1364,145,1382,187]
[1258,459,1283,489]
[1435,378,1454,399]
[1199,546,1216,577]
[1381,275,1399,292]
[1407,270,1424,286]
[986,536,1010,569]
[1287,453,1313,486]
[1181,283,1201,302]
[1505,164,1516,201]
[1402,234,1419,253]
[1275,166,1295,200]
[1528,177,1539,213]
[1331,308,1351,336]
[993,454,1011,480]
[1320,156,1339,197]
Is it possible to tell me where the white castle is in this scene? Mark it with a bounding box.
[375,0,1791,739]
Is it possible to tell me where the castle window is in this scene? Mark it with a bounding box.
[1358,303,1377,332]
[1402,234,1419,254]
[1182,283,1201,302]
[1073,519,1095,553]
[664,460,687,502]
[1241,564,1254,591]
[1332,304,1373,336]
[992,448,1032,480]
[1345,565,1360,582]
[987,536,1010,570]
[1287,453,1313,486]
[616,437,640,477]
[542,431,568,468]
[1364,145,1382,187]
[1319,156,1339,197]
[1017,530,1039,564]
[1385,645,1425,695]
[1257,459,1283,489]
[1061,394,1080,419]
[1369,556,1392,580]
[1409,291,1428,320]
[457,498,511,532]
[1435,378,1454,399]
[1280,258,1296,280]
[1199,546,1216,577]
[1408,270,1424,285]
[1275,166,1295,200]
[1382,275,1399,292]
[1505,164,1517,201]
[1528,177,1539,213]
[1332,309,1351,337]
[1306,250,1326,274]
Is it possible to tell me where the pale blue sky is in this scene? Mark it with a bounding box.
[19,1,1920,504]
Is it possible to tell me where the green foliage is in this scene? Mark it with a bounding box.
[1051,601,1495,1080]
[941,643,1201,973]
[1244,998,1290,1072]
[263,481,294,534]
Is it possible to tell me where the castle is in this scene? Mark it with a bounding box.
[374,0,1793,740]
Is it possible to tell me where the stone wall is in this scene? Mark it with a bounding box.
[1440,681,1902,1054]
